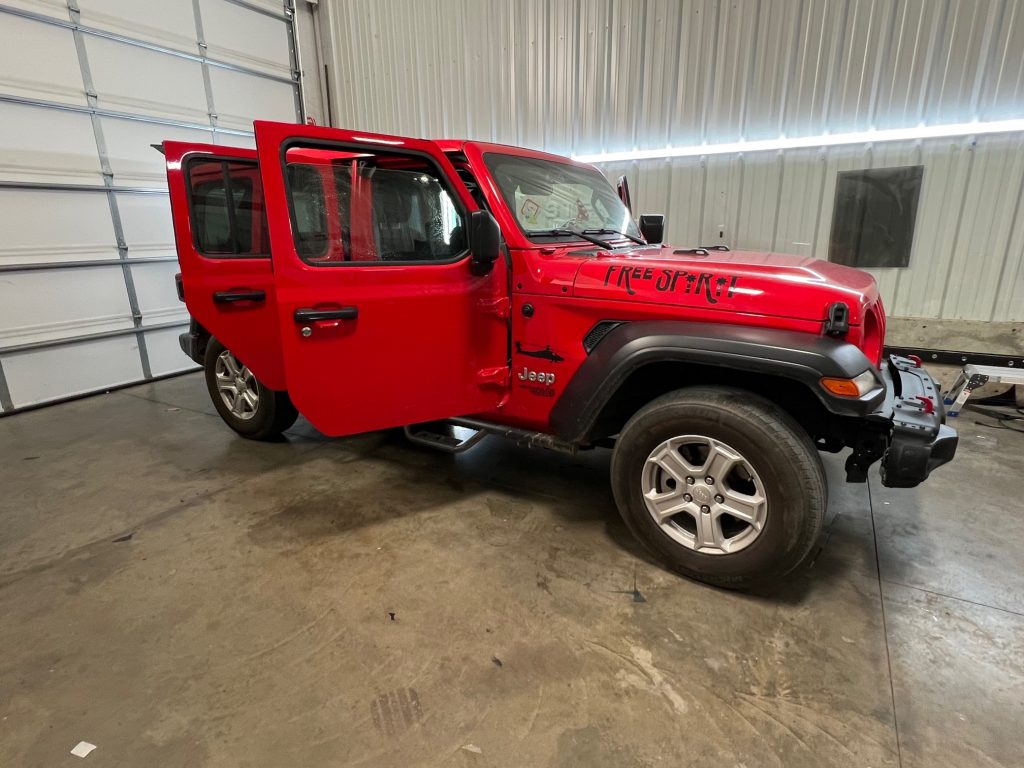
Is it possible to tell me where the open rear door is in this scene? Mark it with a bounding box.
[165,141,285,389]
[254,121,509,436]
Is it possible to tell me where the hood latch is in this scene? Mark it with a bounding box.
[824,302,850,336]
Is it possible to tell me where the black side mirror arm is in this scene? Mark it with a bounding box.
[468,210,502,276]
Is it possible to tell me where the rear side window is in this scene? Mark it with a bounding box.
[186,158,269,257]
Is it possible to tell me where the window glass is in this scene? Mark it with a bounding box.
[187,159,268,257]
[483,152,641,242]
[286,164,329,258]
[283,146,466,265]
[829,166,923,269]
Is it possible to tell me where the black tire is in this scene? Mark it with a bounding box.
[610,386,826,590]
[204,338,299,440]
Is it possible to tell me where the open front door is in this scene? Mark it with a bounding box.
[254,121,509,437]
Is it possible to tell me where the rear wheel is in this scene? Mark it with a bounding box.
[611,386,826,590]
[204,338,298,440]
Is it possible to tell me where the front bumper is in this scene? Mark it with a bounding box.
[874,355,958,488]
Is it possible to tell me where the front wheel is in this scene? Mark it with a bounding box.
[204,338,298,440]
[610,386,826,590]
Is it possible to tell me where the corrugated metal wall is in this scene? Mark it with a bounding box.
[600,134,1024,322]
[321,0,1024,323]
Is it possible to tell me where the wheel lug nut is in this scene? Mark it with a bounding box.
[683,493,692,502]
[705,476,714,485]
[714,494,724,503]
[700,505,710,514]
[685,476,695,485]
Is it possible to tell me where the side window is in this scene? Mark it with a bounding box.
[186,159,269,257]
[283,146,466,266]
[286,164,329,258]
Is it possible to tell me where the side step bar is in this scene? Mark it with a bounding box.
[403,422,487,454]
[404,417,578,454]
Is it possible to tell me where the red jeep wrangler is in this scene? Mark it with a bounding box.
[164,121,957,589]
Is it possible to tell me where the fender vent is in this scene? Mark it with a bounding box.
[583,320,625,354]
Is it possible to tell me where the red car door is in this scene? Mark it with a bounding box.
[165,142,286,389]
[254,121,509,436]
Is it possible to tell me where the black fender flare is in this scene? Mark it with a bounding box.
[549,320,884,443]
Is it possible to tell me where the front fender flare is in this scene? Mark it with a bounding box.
[549,321,882,443]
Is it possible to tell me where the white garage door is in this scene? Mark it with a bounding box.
[0,0,303,413]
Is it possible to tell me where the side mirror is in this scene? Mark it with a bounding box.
[638,214,665,245]
[468,210,501,275]
[616,175,633,210]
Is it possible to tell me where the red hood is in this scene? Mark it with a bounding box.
[572,246,879,325]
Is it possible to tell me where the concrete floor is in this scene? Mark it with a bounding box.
[1,373,1022,768]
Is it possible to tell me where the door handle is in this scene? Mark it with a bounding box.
[294,307,359,323]
[213,289,265,304]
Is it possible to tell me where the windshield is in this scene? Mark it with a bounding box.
[483,152,642,242]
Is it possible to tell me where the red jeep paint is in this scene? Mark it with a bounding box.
[167,123,886,436]
[164,121,955,588]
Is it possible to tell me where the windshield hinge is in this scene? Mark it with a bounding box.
[478,296,510,319]
[476,366,509,388]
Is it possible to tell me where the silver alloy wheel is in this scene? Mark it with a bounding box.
[640,435,767,555]
[214,349,259,421]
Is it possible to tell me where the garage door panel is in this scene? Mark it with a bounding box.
[85,35,208,124]
[0,0,300,411]
[198,0,291,78]
[0,102,103,185]
[209,67,295,130]
[115,193,176,257]
[0,14,86,107]
[0,266,134,348]
[212,132,256,149]
[3,336,145,409]
[2,0,68,20]
[76,0,197,53]
[131,260,187,320]
[0,189,116,267]
[101,119,212,186]
[145,326,197,377]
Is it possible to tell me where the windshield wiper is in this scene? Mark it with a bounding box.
[582,228,646,245]
[527,228,615,250]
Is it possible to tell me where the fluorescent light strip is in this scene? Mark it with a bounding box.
[571,118,1024,163]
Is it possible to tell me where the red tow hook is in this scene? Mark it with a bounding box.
[907,354,923,368]
[914,395,935,414]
